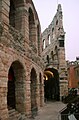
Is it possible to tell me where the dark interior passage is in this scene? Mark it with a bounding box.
[7,61,26,113]
[7,66,16,110]
[44,68,60,101]
[30,68,38,116]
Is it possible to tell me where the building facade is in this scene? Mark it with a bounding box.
[67,58,79,89]
[0,0,68,119]
[0,0,44,119]
[41,4,68,100]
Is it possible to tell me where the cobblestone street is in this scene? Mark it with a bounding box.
[31,102,66,120]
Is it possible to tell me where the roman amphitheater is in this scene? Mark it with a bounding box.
[0,0,68,119]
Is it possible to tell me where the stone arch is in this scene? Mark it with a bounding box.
[44,68,60,101]
[55,46,58,54]
[29,7,37,52]
[9,0,16,27]
[7,60,26,113]
[9,0,25,29]
[47,55,49,63]
[29,8,35,24]
[30,67,38,116]
[48,34,51,44]
[51,51,54,60]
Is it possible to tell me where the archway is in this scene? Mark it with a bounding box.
[29,8,37,53]
[7,61,26,113]
[7,66,15,109]
[44,68,60,101]
[9,0,16,27]
[30,68,38,116]
[9,0,25,29]
[29,8,35,44]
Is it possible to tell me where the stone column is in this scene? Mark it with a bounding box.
[25,73,31,117]
[38,73,44,107]
[41,75,45,106]
[0,77,9,120]
[36,75,40,110]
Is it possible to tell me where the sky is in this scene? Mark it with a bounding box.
[32,0,79,61]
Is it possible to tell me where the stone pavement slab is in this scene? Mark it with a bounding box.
[31,101,66,120]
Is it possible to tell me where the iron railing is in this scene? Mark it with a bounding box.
[58,113,79,120]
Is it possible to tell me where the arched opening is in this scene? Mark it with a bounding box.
[56,20,58,25]
[43,39,45,50]
[9,0,25,30]
[7,61,26,113]
[29,8,37,52]
[30,68,38,116]
[9,0,16,27]
[7,66,16,109]
[55,46,58,54]
[52,27,54,39]
[51,51,54,60]
[47,55,49,63]
[44,68,60,102]
[48,34,51,44]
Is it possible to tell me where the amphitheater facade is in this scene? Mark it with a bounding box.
[0,0,68,119]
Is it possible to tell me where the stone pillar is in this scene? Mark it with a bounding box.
[0,77,9,120]
[0,0,10,31]
[36,74,40,110]
[40,83,44,107]
[41,75,44,107]
[40,75,44,107]
[60,80,68,101]
[36,73,44,109]
[25,76,31,117]
[58,48,68,99]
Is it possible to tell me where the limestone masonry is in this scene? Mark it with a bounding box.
[0,0,68,120]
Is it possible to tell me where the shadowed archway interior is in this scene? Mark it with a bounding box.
[7,66,16,109]
[7,61,26,113]
[30,68,38,116]
[44,68,60,101]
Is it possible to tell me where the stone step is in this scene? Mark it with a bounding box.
[9,109,23,120]
[8,108,30,120]
[8,109,15,114]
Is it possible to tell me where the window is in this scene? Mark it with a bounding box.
[52,28,54,38]
[76,70,79,76]
[48,35,51,44]
[60,77,64,80]
[51,51,54,60]
[61,68,65,70]
[9,0,16,27]
[47,55,49,63]
[76,57,79,60]
[59,40,64,47]
[43,39,45,49]
[52,28,54,32]
[55,46,58,54]
[56,20,58,25]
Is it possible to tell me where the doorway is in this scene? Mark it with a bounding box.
[7,66,15,109]
[30,68,38,116]
[7,61,26,113]
[44,68,60,101]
